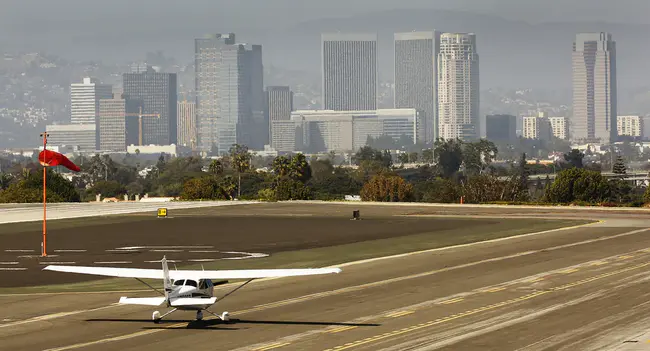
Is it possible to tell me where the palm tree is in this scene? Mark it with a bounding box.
[229,144,251,199]
[209,159,224,175]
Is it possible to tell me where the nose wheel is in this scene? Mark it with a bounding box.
[196,310,203,321]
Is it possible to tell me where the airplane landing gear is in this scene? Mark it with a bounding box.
[196,310,203,321]
[152,308,177,323]
[220,312,230,322]
[205,309,230,322]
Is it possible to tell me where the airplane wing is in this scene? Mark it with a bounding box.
[43,265,164,279]
[43,265,342,280]
[119,297,167,306]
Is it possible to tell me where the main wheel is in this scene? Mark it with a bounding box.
[196,311,204,321]
[152,311,161,323]
[220,311,230,322]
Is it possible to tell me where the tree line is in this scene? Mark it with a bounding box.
[1,139,649,206]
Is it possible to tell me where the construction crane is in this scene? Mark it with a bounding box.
[121,107,161,146]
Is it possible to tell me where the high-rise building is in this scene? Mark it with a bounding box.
[265,86,293,145]
[572,32,617,144]
[548,116,569,140]
[485,114,516,143]
[195,33,236,153]
[322,33,377,111]
[194,34,264,154]
[394,31,440,143]
[617,115,643,138]
[46,124,97,151]
[177,101,196,148]
[98,93,143,152]
[70,77,113,125]
[523,114,552,140]
[123,66,177,146]
[438,33,480,141]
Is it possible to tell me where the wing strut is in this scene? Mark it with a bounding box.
[135,278,166,297]
[218,279,254,302]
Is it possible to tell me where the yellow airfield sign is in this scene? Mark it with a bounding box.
[157,208,168,218]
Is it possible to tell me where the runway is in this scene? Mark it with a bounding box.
[0,200,259,224]
[2,204,650,350]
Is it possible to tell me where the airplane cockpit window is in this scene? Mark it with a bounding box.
[198,279,208,289]
[173,280,185,286]
[185,280,198,287]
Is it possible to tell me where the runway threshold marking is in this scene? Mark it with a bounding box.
[254,342,291,350]
[322,262,650,351]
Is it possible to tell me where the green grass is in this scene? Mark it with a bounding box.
[0,217,593,294]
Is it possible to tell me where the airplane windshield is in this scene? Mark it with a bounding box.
[173,280,185,286]
[185,280,198,287]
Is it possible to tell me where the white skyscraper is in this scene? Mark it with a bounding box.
[437,33,479,141]
[572,32,617,144]
[70,77,113,125]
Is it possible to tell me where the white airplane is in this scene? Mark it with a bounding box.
[44,256,341,323]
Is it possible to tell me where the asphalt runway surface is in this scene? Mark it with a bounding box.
[3,203,650,350]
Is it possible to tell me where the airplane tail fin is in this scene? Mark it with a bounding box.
[162,255,171,299]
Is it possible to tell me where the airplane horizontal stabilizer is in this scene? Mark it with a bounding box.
[170,297,218,307]
[118,297,167,306]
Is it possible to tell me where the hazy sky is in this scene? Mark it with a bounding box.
[2,0,650,34]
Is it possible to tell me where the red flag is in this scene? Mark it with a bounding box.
[38,150,81,172]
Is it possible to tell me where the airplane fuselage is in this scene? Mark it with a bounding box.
[168,278,216,310]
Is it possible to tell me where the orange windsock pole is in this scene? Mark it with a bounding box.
[40,132,48,257]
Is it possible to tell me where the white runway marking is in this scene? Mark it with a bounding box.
[0,262,19,265]
[149,249,183,252]
[94,261,131,264]
[39,262,76,265]
[5,249,34,253]
[116,245,213,250]
[0,268,27,271]
[53,250,87,253]
[145,260,181,263]
[189,250,219,253]
[222,251,270,260]
[189,259,216,262]
[0,304,119,329]
[105,249,140,253]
